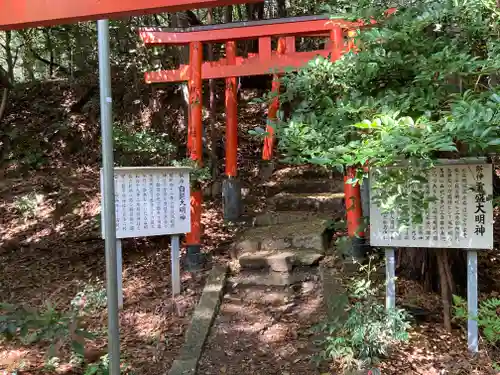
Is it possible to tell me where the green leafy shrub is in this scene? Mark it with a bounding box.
[84,354,133,375]
[453,295,500,370]
[70,280,107,316]
[453,295,500,345]
[13,192,42,220]
[315,258,410,371]
[0,301,94,359]
[266,0,500,223]
[0,282,106,365]
[113,125,176,167]
[171,158,211,188]
[113,125,211,187]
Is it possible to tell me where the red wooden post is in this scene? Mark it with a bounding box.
[225,40,238,177]
[186,41,204,267]
[344,167,364,238]
[347,29,357,52]
[262,37,286,161]
[188,41,203,163]
[330,25,343,61]
[222,40,242,221]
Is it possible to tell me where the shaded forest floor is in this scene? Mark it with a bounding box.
[1,78,500,375]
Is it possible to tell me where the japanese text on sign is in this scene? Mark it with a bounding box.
[101,167,191,239]
[370,162,493,249]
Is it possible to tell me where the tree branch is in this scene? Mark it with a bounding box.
[29,47,70,75]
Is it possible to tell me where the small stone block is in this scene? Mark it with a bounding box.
[293,252,324,266]
[291,233,325,252]
[234,239,260,253]
[238,252,272,269]
[267,252,293,272]
[168,359,198,375]
[261,237,291,251]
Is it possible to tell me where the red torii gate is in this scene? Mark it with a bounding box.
[138,16,366,259]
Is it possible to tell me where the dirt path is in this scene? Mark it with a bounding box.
[198,277,328,375]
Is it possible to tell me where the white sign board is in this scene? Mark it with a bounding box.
[101,167,191,239]
[370,162,493,249]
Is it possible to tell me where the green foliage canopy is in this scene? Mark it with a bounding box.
[273,0,500,223]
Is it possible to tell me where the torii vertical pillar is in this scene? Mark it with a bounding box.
[327,25,365,260]
[186,41,204,270]
[262,37,286,176]
[223,40,242,221]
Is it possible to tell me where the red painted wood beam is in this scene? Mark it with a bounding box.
[139,19,358,44]
[139,8,397,45]
[225,41,238,177]
[0,0,263,30]
[145,50,335,82]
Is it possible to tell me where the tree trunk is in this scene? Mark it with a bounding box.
[437,250,452,331]
[44,28,54,77]
[5,31,15,83]
[0,88,8,122]
[277,0,287,18]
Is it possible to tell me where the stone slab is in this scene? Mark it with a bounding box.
[233,218,329,255]
[230,268,317,287]
[254,211,334,227]
[263,178,344,195]
[272,165,333,180]
[168,359,198,375]
[168,264,228,375]
[269,192,345,213]
[239,249,324,272]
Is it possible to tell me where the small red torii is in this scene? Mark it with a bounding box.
[138,16,360,254]
[139,8,396,255]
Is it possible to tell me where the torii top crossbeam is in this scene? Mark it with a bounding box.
[0,0,262,30]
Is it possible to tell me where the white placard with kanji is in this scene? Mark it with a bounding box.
[370,162,493,249]
[101,167,191,239]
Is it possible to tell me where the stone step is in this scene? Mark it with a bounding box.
[254,211,334,227]
[239,248,324,272]
[263,178,343,195]
[232,218,330,256]
[269,192,345,213]
[230,267,318,287]
[272,165,333,180]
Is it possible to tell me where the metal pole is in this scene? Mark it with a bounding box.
[467,250,479,353]
[98,19,121,375]
[171,235,181,296]
[385,248,396,310]
[116,239,123,309]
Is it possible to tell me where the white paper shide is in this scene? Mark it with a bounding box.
[101,167,191,239]
[370,163,493,249]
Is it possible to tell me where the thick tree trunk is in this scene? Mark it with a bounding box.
[437,250,452,331]
[277,0,287,18]
[4,31,15,83]
[44,28,54,77]
[0,88,8,122]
